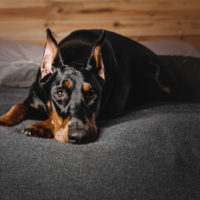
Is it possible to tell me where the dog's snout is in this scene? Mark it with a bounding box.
[68,129,89,144]
[69,118,83,129]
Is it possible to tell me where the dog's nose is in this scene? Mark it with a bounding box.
[68,129,89,144]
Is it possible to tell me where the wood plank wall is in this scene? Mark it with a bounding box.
[0,0,200,47]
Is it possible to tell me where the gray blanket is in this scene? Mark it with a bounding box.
[0,87,200,200]
[1,40,200,199]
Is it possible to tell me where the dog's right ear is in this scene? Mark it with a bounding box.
[40,28,58,79]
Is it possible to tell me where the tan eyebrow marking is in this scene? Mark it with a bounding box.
[83,82,91,92]
[64,79,72,89]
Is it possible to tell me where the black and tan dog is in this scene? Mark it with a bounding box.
[0,29,200,144]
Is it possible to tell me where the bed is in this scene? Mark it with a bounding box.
[0,40,200,200]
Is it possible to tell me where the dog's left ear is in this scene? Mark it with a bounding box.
[41,28,59,79]
[87,30,106,80]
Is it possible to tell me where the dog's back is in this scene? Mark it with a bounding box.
[159,56,200,102]
[58,30,200,118]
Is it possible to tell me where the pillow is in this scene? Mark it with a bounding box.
[0,61,39,87]
[0,40,42,87]
[0,40,43,62]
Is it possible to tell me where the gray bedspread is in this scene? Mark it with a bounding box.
[1,39,200,200]
[0,87,200,200]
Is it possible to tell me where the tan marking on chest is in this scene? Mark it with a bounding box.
[50,111,70,143]
[161,87,171,94]
[46,100,52,113]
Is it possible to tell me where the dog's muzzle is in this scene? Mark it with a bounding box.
[68,118,90,144]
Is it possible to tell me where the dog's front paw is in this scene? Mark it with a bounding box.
[0,115,10,126]
[22,126,53,138]
[22,127,41,137]
[22,128,36,137]
[0,120,6,126]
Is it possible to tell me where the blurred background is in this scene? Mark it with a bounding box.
[0,0,200,47]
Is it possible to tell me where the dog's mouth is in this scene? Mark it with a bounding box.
[49,101,98,144]
[68,120,98,144]
[55,127,96,144]
[67,115,98,144]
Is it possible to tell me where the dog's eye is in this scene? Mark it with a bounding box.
[87,90,96,99]
[56,90,64,98]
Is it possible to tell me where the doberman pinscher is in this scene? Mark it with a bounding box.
[1,29,200,144]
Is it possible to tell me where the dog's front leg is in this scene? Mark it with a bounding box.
[0,104,29,126]
[22,119,54,138]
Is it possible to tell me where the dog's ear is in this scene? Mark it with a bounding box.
[87,30,106,80]
[40,28,58,79]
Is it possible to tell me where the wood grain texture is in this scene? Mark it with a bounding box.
[0,0,200,47]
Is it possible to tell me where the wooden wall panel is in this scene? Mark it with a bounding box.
[0,0,200,47]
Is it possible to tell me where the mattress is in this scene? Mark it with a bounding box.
[0,40,200,200]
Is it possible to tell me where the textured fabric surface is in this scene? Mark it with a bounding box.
[0,61,39,87]
[0,88,200,200]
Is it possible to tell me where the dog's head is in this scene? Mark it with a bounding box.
[40,29,106,144]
